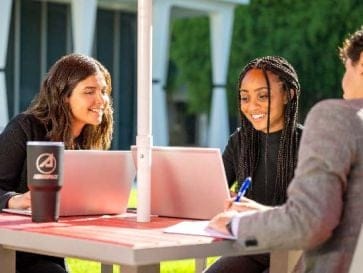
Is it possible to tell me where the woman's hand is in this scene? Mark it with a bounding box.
[208,210,239,235]
[8,191,31,209]
[224,196,271,212]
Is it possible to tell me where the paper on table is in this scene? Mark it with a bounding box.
[163,220,236,240]
[2,208,32,216]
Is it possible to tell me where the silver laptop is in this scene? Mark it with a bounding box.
[132,146,230,220]
[59,150,135,216]
[4,150,136,216]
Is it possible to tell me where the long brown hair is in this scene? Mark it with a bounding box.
[26,53,113,149]
[237,56,301,203]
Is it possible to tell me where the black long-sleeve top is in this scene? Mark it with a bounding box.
[222,127,303,206]
[0,113,48,209]
[0,113,67,270]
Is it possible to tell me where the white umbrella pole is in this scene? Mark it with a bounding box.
[136,0,153,222]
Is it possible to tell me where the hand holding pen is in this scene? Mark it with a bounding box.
[225,176,271,212]
[224,177,251,211]
[235,176,252,202]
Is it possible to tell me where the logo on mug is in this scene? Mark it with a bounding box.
[33,153,58,180]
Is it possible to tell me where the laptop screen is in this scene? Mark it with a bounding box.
[132,146,230,220]
[3,150,136,217]
[60,150,135,216]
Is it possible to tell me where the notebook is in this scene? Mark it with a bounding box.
[163,220,237,239]
[4,150,136,216]
[132,146,230,220]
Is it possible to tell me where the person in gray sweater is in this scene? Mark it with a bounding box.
[208,26,363,273]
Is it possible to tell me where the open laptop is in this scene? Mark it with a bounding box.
[4,150,136,216]
[132,146,230,220]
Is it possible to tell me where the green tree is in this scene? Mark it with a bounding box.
[168,0,363,125]
[168,17,211,114]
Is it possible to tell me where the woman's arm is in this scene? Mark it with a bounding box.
[0,115,31,209]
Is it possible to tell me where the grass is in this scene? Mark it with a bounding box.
[66,188,218,272]
[67,258,218,273]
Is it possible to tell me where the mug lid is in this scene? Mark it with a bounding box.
[27,141,64,146]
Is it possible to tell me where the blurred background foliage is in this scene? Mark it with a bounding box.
[167,0,363,123]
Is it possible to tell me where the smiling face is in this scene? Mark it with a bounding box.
[342,53,363,99]
[239,68,288,133]
[67,72,109,137]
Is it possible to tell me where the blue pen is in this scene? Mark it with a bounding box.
[235,176,252,202]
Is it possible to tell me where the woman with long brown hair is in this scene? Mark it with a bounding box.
[0,53,113,273]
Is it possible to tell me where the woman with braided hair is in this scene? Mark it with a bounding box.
[204,56,302,273]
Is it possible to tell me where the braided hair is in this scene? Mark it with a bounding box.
[237,56,301,203]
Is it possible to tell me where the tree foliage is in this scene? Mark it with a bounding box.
[168,17,211,114]
[168,0,363,121]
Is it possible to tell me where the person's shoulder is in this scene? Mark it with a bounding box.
[5,113,43,134]
[9,112,40,126]
[232,127,241,136]
[309,98,363,114]
[223,128,242,151]
[229,127,242,142]
[306,99,363,131]
[11,112,34,121]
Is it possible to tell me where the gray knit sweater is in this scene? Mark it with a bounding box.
[233,99,363,273]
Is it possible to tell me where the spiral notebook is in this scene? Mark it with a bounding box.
[4,150,136,217]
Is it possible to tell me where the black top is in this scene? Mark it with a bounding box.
[222,126,303,206]
[0,113,49,209]
[0,113,66,270]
